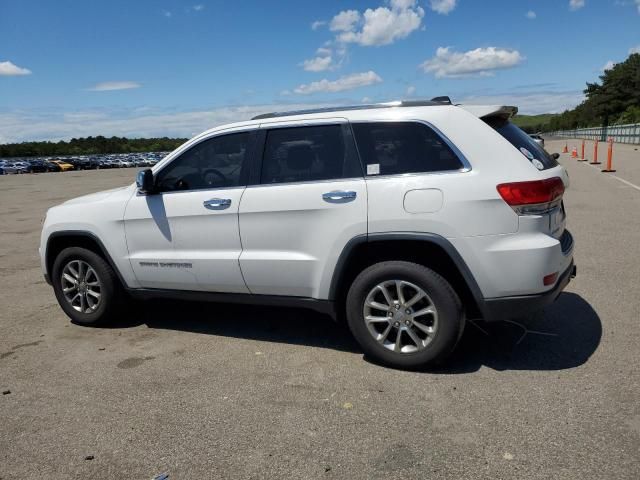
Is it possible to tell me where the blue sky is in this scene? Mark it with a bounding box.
[1,0,639,142]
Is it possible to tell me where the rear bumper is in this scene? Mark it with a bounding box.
[482,261,576,321]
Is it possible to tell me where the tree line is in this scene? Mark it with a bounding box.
[0,136,188,158]
[544,53,640,132]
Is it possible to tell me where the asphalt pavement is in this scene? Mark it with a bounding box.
[0,145,638,479]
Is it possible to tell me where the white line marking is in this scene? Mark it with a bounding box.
[562,154,640,192]
[604,173,640,191]
[583,161,640,191]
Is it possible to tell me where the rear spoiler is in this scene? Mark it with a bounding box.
[459,105,518,120]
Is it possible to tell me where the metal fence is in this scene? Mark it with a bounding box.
[551,123,640,144]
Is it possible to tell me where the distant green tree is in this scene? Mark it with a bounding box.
[0,136,188,158]
[545,53,640,132]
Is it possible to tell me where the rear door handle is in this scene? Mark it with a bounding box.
[203,198,231,210]
[322,190,357,203]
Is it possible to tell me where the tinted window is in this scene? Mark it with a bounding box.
[352,122,464,176]
[484,117,558,170]
[260,125,362,184]
[156,132,250,192]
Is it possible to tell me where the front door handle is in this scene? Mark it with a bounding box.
[203,198,231,210]
[322,190,357,203]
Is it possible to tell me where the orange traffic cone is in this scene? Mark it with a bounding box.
[562,143,568,153]
[571,147,578,158]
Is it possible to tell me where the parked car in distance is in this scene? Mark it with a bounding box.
[94,159,111,169]
[529,133,544,147]
[3,161,30,174]
[76,158,102,170]
[64,158,84,170]
[40,98,575,369]
[50,159,75,171]
[28,160,55,173]
[44,161,62,172]
[134,157,151,167]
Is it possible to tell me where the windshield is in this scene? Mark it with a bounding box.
[484,116,558,170]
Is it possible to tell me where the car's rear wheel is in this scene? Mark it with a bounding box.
[52,247,123,326]
[346,261,464,369]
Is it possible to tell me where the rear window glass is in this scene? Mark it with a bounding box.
[484,117,558,170]
[352,122,464,176]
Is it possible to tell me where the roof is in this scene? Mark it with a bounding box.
[250,97,453,120]
[189,99,518,142]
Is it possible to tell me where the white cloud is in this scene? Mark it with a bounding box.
[569,0,585,11]
[192,4,204,11]
[420,46,524,78]
[630,45,640,54]
[0,103,344,143]
[301,56,334,72]
[331,0,424,46]
[636,0,640,14]
[330,10,361,32]
[87,81,141,91]
[162,10,172,17]
[293,71,382,95]
[429,0,457,15]
[602,60,615,71]
[526,10,537,19]
[406,85,416,96]
[311,20,326,30]
[0,91,588,144]
[300,46,340,72]
[303,1,424,76]
[0,60,32,76]
[459,91,585,115]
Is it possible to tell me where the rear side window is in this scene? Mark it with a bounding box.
[351,122,464,176]
[484,117,558,170]
[260,125,362,184]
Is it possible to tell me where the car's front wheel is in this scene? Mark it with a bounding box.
[346,261,464,369]
[51,247,123,326]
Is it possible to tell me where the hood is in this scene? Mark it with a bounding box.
[62,184,132,206]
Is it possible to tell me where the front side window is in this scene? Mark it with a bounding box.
[352,122,464,176]
[260,125,362,184]
[156,131,251,192]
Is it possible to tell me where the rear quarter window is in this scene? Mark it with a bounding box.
[484,117,558,170]
[351,122,464,176]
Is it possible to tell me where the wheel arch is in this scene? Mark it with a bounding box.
[329,233,486,319]
[45,231,127,288]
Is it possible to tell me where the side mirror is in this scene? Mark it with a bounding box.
[551,152,560,160]
[136,168,155,194]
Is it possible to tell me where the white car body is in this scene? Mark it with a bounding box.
[40,101,574,323]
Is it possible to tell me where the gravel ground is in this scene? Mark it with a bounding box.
[0,148,638,479]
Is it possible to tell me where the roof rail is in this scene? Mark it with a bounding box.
[250,98,453,121]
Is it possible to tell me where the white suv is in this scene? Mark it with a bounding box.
[39,99,575,369]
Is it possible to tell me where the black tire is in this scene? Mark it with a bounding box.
[345,261,464,369]
[51,247,123,326]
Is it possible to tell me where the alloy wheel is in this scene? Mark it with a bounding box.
[363,280,438,354]
[61,260,102,313]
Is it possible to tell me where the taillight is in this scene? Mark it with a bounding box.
[497,177,564,215]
